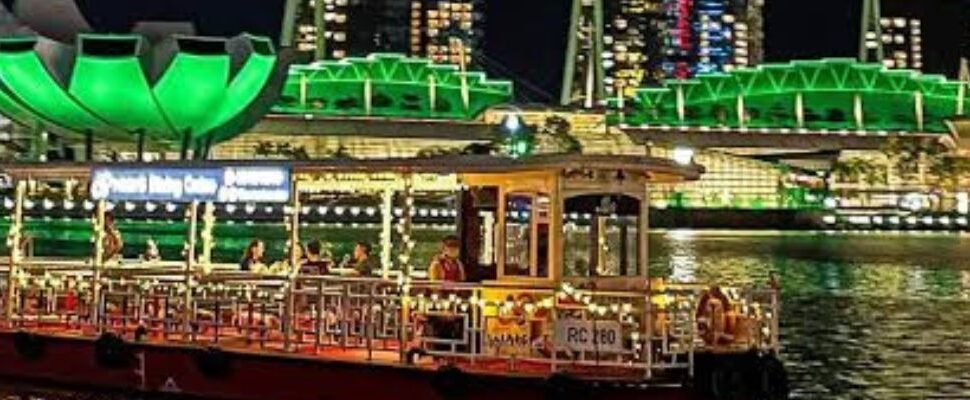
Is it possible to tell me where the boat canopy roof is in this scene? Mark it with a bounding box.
[0,154,703,183]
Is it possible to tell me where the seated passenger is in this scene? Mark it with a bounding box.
[301,240,330,275]
[141,238,161,262]
[428,235,465,282]
[343,241,378,277]
[240,239,265,271]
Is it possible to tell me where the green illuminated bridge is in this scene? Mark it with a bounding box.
[273,53,513,120]
[616,59,967,135]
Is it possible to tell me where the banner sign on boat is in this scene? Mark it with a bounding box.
[553,319,623,353]
[484,318,532,357]
[90,167,291,203]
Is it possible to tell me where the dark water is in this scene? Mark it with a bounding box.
[3,231,970,399]
[649,231,970,400]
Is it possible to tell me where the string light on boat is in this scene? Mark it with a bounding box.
[83,200,95,211]
[124,202,136,212]
[42,199,54,210]
[165,202,177,212]
[144,202,157,213]
[245,204,256,214]
[3,197,12,209]
[23,199,34,210]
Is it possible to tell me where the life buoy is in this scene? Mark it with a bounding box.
[94,332,132,369]
[430,364,467,400]
[13,331,45,361]
[195,346,233,379]
[696,287,733,346]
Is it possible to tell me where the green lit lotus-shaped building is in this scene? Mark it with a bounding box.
[0,33,288,155]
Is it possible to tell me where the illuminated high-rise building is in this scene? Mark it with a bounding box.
[878,17,922,70]
[660,0,764,79]
[410,0,483,66]
[284,0,480,65]
[603,0,665,99]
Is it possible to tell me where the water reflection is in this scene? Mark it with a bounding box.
[650,231,970,399]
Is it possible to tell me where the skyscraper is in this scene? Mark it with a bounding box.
[410,0,483,66]
[660,0,764,79]
[603,0,665,98]
[285,0,481,65]
[878,17,922,70]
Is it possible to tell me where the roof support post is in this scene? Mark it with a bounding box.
[5,180,25,324]
[795,92,805,129]
[380,188,394,280]
[183,201,199,341]
[91,200,106,332]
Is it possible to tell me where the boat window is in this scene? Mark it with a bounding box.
[504,192,551,278]
[563,194,641,278]
[458,187,498,282]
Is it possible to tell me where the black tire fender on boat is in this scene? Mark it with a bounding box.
[543,372,589,400]
[431,364,468,400]
[709,354,757,400]
[194,346,233,379]
[93,332,132,369]
[12,330,45,361]
[757,353,790,400]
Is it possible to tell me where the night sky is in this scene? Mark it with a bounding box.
[483,0,970,101]
[27,0,970,102]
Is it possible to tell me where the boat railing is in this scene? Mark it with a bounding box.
[0,264,780,379]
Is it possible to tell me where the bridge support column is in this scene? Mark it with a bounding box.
[853,93,864,130]
[914,91,925,132]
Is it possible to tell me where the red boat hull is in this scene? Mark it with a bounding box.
[0,331,701,400]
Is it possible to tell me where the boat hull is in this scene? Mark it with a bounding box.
[0,331,701,400]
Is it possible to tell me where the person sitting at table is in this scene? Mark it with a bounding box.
[342,241,378,277]
[141,238,161,262]
[428,235,465,282]
[301,240,329,275]
[240,239,265,271]
[102,213,124,262]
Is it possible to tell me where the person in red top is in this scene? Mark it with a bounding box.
[428,236,465,282]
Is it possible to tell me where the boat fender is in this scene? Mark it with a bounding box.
[13,331,45,361]
[430,364,468,400]
[94,332,132,369]
[709,354,756,400]
[195,346,233,380]
[757,353,790,400]
[543,372,589,400]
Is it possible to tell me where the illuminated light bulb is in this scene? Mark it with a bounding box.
[245,204,256,214]
[124,202,135,212]
[3,198,12,209]
[41,199,54,210]
[23,199,35,210]
[365,207,376,216]
[317,206,328,215]
[165,203,177,212]
[350,206,361,216]
[225,204,237,214]
[106,202,116,211]
[264,206,274,214]
[82,200,94,211]
[144,202,157,212]
[301,206,311,215]
[334,206,345,216]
